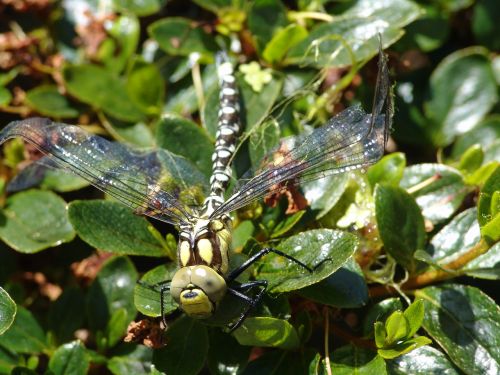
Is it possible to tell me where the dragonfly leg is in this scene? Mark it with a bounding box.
[226,280,267,332]
[226,247,312,282]
[159,284,171,328]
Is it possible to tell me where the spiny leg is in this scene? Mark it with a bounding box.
[226,280,268,332]
[137,280,172,327]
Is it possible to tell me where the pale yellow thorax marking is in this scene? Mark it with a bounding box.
[197,238,213,265]
[179,241,191,267]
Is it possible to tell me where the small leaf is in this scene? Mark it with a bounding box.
[387,345,461,375]
[400,164,468,224]
[457,144,484,174]
[403,299,425,338]
[0,87,12,106]
[424,47,498,146]
[452,115,500,159]
[478,165,500,243]
[148,17,217,61]
[329,345,388,374]
[233,317,299,350]
[0,306,47,354]
[385,312,410,345]
[378,336,432,359]
[152,316,208,375]
[303,173,349,219]
[112,0,163,17]
[68,200,167,257]
[374,322,387,348]
[375,185,426,272]
[127,59,164,114]
[48,341,89,375]
[87,256,138,333]
[25,85,79,118]
[248,0,287,54]
[262,24,308,63]
[0,190,75,253]
[367,152,406,188]
[155,114,213,177]
[107,344,154,374]
[416,284,500,374]
[63,64,146,122]
[257,229,357,293]
[0,287,16,335]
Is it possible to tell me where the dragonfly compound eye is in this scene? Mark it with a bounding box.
[171,266,227,318]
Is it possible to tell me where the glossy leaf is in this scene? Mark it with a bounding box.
[424,47,498,146]
[368,152,406,188]
[387,345,460,375]
[363,298,403,336]
[257,229,357,293]
[107,344,154,375]
[299,258,368,308]
[0,306,47,354]
[234,317,299,350]
[463,242,500,280]
[375,184,426,271]
[377,336,432,360]
[416,284,500,374]
[68,200,168,257]
[262,24,308,64]
[48,341,89,375]
[86,256,138,333]
[0,190,75,253]
[127,60,164,114]
[457,144,484,174]
[303,173,349,219]
[452,116,500,159]
[400,164,467,224]
[148,17,218,61]
[327,345,387,375]
[63,64,146,122]
[156,114,213,177]
[0,287,16,335]
[25,85,79,118]
[477,165,500,243]
[152,316,208,375]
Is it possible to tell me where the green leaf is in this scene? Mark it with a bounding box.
[207,328,251,375]
[328,345,387,375]
[0,287,16,335]
[375,185,426,271]
[248,0,287,54]
[25,85,79,118]
[48,341,89,375]
[134,263,178,317]
[457,144,484,174]
[378,336,432,359]
[107,344,154,375]
[100,15,140,74]
[367,152,406,188]
[262,24,308,63]
[152,316,208,375]
[424,47,498,146]
[416,284,500,374]
[68,200,167,257]
[148,17,218,61]
[112,0,164,16]
[155,114,213,177]
[0,190,75,253]
[87,256,138,333]
[427,207,480,265]
[363,298,403,336]
[303,173,349,219]
[299,258,368,308]
[374,322,387,349]
[403,299,425,338]
[472,0,500,50]
[400,164,467,224]
[63,64,146,122]
[233,317,299,349]
[257,229,357,293]
[387,345,460,375]
[286,0,420,67]
[464,242,500,279]
[0,87,12,106]
[452,116,500,159]
[0,345,19,373]
[478,165,500,242]
[384,312,409,345]
[48,287,85,343]
[245,348,315,374]
[248,120,280,169]
[193,0,231,13]
[127,59,164,114]
[0,306,47,354]
[270,210,305,238]
[106,308,130,347]
[112,122,155,148]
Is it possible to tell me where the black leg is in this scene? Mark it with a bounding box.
[227,247,312,282]
[226,280,268,332]
[159,284,170,328]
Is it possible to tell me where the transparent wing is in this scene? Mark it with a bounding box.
[0,118,208,225]
[212,48,392,217]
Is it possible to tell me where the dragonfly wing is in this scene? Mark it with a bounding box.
[0,118,206,225]
[213,49,392,217]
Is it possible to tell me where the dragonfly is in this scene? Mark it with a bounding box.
[0,47,392,331]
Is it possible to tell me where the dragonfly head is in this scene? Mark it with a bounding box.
[170,265,227,318]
